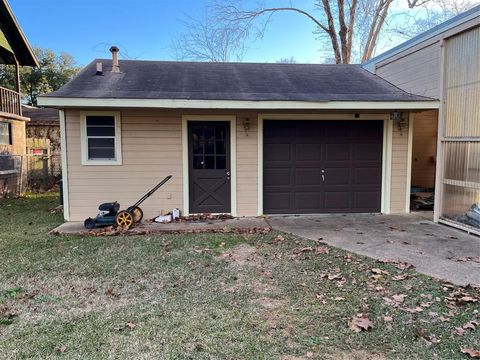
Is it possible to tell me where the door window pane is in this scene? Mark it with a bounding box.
[216,156,226,169]
[191,123,228,170]
[205,140,215,155]
[193,155,204,169]
[216,140,226,155]
[204,156,215,169]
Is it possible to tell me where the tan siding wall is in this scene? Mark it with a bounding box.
[65,109,410,220]
[390,117,410,213]
[65,109,183,221]
[371,17,479,99]
[236,114,258,216]
[412,110,438,188]
[375,43,441,98]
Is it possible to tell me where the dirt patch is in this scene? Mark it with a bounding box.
[254,297,284,310]
[221,244,264,267]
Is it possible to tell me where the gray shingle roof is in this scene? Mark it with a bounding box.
[43,60,433,102]
[22,106,59,125]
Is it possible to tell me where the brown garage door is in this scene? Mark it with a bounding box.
[263,120,383,214]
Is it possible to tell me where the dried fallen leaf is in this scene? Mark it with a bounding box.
[451,256,480,263]
[402,306,424,314]
[57,346,66,353]
[383,294,407,307]
[126,322,136,330]
[463,320,478,330]
[348,314,373,332]
[460,296,478,304]
[315,247,329,255]
[334,296,345,301]
[454,327,465,336]
[378,259,414,270]
[383,315,393,322]
[461,348,480,358]
[306,351,314,358]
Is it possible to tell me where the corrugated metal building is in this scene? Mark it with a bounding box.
[363,5,480,234]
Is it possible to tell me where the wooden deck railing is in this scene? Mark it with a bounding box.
[0,86,21,117]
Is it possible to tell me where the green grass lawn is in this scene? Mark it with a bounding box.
[0,194,479,359]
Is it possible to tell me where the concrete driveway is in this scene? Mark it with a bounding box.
[267,212,480,286]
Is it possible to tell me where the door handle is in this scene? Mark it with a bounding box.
[226,170,231,180]
[321,169,325,183]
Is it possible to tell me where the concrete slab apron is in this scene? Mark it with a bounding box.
[52,217,270,235]
[267,213,480,286]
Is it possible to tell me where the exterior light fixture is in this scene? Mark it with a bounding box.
[243,118,250,135]
[390,111,406,134]
[390,111,404,122]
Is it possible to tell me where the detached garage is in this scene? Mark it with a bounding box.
[38,57,439,221]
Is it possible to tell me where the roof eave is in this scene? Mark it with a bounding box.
[1,0,39,67]
[37,97,440,110]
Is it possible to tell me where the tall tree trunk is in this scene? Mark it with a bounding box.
[321,0,342,63]
[345,0,358,63]
[361,0,393,62]
[337,0,349,63]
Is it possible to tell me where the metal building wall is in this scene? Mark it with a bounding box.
[436,26,480,233]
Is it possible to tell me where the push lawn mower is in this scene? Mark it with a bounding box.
[84,175,172,230]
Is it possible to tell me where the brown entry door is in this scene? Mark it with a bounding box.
[263,120,383,214]
[189,121,231,213]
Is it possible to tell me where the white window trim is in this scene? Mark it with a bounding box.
[80,111,122,166]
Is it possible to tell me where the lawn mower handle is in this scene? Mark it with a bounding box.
[132,175,173,208]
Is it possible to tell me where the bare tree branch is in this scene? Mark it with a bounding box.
[173,0,479,64]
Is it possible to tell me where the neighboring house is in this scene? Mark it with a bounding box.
[363,5,480,234]
[38,48,438,222]
[22,105,61,188]
[0,0,38,196]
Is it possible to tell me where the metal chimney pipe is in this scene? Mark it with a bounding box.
[109,46,120,73]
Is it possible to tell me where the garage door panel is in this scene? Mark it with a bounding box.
[264,168,291,186]
[295,123,322,137]
[263,120,382,214]
[354,191,381,209]
[323,191,350,209]
[325,122,350,137]
[325,144,351,161]
[294,192,322,210]
[295,144,322,160]
[264,143,291,161]
[352,122,383,138]
[324,168,350,185]
[264,192,290,212]
[354,168,381,185]
[264,123,292,140]
[295,168,322,185]
[355,143,382,160]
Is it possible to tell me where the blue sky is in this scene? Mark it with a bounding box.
[11,0,327,66]
[9,0,456,66]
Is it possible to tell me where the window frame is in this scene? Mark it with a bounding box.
[0,122,12,145]
[80,111,122,165]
